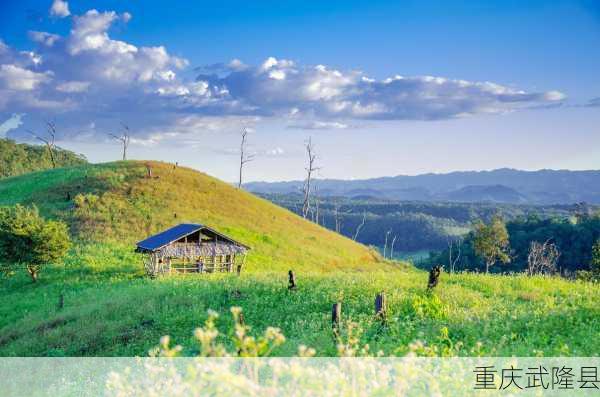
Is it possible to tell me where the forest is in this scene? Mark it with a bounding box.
[260,193,589,246]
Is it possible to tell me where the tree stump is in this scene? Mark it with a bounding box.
[428,265,442,290]
[375,292,387,322]
[288,270,297,290]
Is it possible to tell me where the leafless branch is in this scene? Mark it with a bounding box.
[527,239,560,276]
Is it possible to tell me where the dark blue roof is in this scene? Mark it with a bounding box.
[136,223,203,251]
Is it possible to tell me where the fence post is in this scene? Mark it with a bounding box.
[332,302,341,338]
[375,292,387,322]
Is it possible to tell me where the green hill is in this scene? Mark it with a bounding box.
[0,160,381,272]
[0,138,87,179]
[0,161,598,358]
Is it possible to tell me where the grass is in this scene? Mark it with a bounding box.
[0,243,598,357]
[0,161,598,357]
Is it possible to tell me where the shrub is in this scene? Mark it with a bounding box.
[0,204,70,282]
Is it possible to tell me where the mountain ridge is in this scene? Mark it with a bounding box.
[244,168,600,205]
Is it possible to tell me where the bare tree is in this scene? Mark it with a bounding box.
[238,127,255,188]
[352,211,367,241]
[108,123,131,161]
[333,200,343,233]
[383,229,392,259]
[313,183,321,225]
[301,137,319,219]
[390,234,398,259]
[27,121,58,168]
[447,236,463,273]
[527,240,560,275]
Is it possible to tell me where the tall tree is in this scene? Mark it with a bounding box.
[238,127,255,188]
[301,137,319,219]
[473,216,511,273]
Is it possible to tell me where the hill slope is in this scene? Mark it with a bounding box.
[0,161,381,272]
[0,138,87,178]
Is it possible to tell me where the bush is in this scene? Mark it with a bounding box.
[0,204,71,282]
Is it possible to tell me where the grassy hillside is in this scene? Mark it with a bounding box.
[0,160,381,272]
[0,161,598,358]
[0,138,87,178]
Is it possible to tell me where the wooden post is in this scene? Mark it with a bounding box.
[332,302,341,338]
[375,292,387,323]
[288,270,297,290]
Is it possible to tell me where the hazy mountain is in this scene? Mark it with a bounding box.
[244,168,600,205]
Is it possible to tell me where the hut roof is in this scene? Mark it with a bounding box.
[136,223,250,252]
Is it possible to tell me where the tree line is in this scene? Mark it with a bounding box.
[428,213,600,279]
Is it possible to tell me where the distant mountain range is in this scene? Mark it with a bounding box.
[244,169,600,205]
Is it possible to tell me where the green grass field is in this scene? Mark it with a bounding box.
[0,162,599,357]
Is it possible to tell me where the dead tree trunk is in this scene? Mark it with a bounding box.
[353,211,366,241]
[109,123,131,161]
[302,137,319,218]
[390,235,398,259]
[383,230,391,259]
[238,127,254,188]
[27,121,58,168]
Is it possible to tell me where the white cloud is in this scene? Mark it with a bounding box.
[287,121,349,130]
[0,113,25,137]
[265,147,285,156]
[50,0,70,18]
[0,64,52,91]
[56,81,90,93]
[28,31,60,47]
[0,6,567,144]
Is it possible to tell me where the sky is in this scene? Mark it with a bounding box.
[0,0,599,182]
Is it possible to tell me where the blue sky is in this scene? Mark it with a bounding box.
[0,0,599,181]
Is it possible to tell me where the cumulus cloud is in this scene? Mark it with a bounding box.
[50,0,70,18]
[0,6,566,144]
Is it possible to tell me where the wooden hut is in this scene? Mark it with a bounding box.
[136,223,250,276]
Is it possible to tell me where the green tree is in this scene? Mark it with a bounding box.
[473,216,510,273]
[0,205,70,282]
